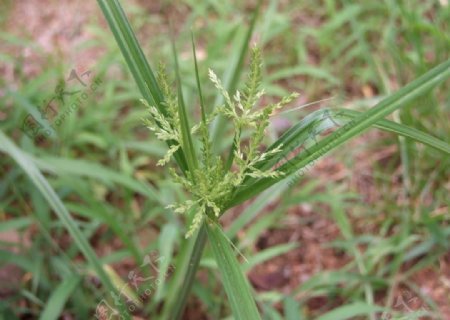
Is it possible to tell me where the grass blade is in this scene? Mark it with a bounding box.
[191,32,207,124]
[239,107,449,192]
[172,39,199,174]
[39,276,81,320]
[283,296,301,320]
[316,302,385,320]
[280,58,450,174]
[206,222,261,320]
[154,224,178,303]
[96,0,162,107]
[332,109,450,153]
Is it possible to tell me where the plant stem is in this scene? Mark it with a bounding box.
[162,223,207,320]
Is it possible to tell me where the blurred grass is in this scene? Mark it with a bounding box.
[0,0,449,319]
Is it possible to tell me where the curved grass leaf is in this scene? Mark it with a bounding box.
[236,107,449,196]
[333,109,450,153]
[228,58,450,207]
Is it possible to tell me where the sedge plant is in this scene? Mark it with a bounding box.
[94,1,450,319]
[143,48,297,239]
[1,1,450,319]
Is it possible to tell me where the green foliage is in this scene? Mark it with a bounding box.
[1,0,450,319]
[206,222,261,320]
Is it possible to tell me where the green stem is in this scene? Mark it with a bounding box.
[161,223,207,320]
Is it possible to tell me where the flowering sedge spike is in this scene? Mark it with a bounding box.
[143,47,298,238]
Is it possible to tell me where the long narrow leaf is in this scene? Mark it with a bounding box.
[96,0,188,172]
[246,107,450,183]
[333,109,450,153]
[206,222,261,320]
[97,0,162,108]
[39,276,81,320]
[191,32,207,124]
[228,58,450,207]
[161,224,207,320]
[172,40,199,174]
[316,302,385,320]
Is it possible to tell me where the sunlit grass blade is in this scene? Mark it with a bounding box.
[104,264,142,307]
[206,222,261,320]
[316,302,385,320]
[0,130,130,319]
[96,0,188,173]
[227,58,450,207]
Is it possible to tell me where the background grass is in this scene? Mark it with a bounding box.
[0,0,449,319]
